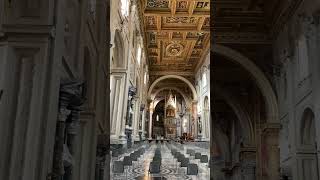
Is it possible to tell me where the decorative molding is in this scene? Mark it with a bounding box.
[214,32,272,44]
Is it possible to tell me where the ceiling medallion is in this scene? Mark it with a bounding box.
[166,42,184,57]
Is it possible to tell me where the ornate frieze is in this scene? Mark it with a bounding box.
[146,0,169,8]
[165,17,197,24]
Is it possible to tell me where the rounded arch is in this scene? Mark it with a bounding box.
[148,75,197,100]
[212,44,279,123]
[153,97,165,108]
[214,86,254,145]
[113,29,125,68]
[151,86,191,105]
[300,107,316,145]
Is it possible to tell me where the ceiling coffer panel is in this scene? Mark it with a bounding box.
[141,0,210,73]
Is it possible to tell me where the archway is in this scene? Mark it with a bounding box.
[212,44,279,123]
[214,86,254,145]
[152,100,165,139]
[212,44,280,180]
[148,75,198,100]
[151,86,191,105]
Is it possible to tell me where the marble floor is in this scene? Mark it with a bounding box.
[110,142,210,180]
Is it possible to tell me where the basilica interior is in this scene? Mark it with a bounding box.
[1,0,320,180]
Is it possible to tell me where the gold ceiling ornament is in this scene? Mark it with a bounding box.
[141,0,210,72]
[146,0,169,8]
[165,17,197,24]
[166,42,184,57]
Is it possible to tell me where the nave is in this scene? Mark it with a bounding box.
[111,141,210,180]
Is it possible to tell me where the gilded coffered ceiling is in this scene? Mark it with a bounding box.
[139,0,210,75]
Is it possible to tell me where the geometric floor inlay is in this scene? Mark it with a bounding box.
[111,142,210,180]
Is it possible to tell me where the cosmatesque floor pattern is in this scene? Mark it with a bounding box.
[110,142,210,180]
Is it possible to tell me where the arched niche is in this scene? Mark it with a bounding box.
[300,108,316,146]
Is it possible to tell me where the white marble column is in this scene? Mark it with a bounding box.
[192,101,198,138]
[141,109,146,140]
[110,74,127,144]
[202,109,210,141]
[149,109,154,139]
[133,100,140,142]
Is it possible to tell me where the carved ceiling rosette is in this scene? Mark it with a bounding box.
[177,1,188,9]
[166,41,184,57]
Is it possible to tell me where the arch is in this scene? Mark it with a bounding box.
[153,97,164,108]
[151,86,191,105]
[212,44,279,123]
[300,108,316,145]
[214,86,254,145]
[113,29,125,68]
[148,75,197,100]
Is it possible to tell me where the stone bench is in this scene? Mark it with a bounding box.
[149,161,161,174]
[200,155,208,163]
[187,164,198,175]
[113,161,124,173]
[180,158,189,167]
[123,156,133,166]
[195,153,201,159]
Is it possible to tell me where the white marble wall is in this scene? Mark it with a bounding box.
[195,53,210,141]
[274,1,320,179]
[0,0,109,179]
[110,0,149,148]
